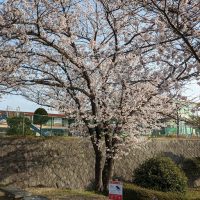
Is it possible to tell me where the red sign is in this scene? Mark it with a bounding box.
[109,181,123,200]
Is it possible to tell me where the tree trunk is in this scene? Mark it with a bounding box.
[89,128,114,192]
[88,127,104,192]
[94,150,104,192]
[40,124,42,135]
[176,110,180,138]
[102,156,114,192]
[102,132,116,192]
[176,119,179,137]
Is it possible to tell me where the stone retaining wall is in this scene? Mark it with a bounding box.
[0,137,200,189]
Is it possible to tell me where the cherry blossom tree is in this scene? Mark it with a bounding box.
[142,0,200,137]
[0,45,20,95]
[137,0,200,79]
[0,1,22,95]
[0,0,199,191]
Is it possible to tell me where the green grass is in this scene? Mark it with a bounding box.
[0,135,80,141]
[124,183,183,200]
[185,188,200,200]
[150,135,200,140]
[123,183,200,200]
[27,187,107,199]
[1,185,199,200]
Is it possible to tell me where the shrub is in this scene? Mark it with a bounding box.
[33,108,49,125]
[182,157,200,187]
[33,108,49,134]
[182,157,200,177]
[7,116,34,136]
[124,183,185,200]
[133,156,188,192]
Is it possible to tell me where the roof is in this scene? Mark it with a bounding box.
[0,110,66,118]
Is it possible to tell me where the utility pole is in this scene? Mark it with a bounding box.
[22,114,25,136]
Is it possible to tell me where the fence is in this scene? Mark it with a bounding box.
[1,110,200,137]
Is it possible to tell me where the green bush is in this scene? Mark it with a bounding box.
[124,183,185,200]
[33,108,49,134]
[182,157,200,187]
[33,108,49,126]
[182,157,200,177]
[7,116,34,136]
[133,156,188,192]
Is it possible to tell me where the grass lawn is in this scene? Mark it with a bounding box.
[123,183,200,200]
[26,185,200,200]
[1,185,200,200]
[27,187,107,200]
[185,188,200,200]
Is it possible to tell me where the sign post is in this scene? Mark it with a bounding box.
[109,180,123,200]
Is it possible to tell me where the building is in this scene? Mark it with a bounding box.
[0,109,72,136]
[152,101,200,137]
[1,101,200,137]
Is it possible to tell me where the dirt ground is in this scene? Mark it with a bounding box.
[0,191,9,200]
[27,188,107,200]
[0,188,107,200]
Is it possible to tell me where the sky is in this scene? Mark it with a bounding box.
[0,0,199,112]
[0,95,57,113]
[0,82,199,113]
[183,82,200,101]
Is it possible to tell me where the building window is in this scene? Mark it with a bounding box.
[53,118,62,126]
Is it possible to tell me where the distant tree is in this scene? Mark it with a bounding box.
[172,100,188,137]
[187,115,200,131]
[190,116,200,128]
[7,116,33,136]
[33,108,49,134]
[185,103,200,135]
